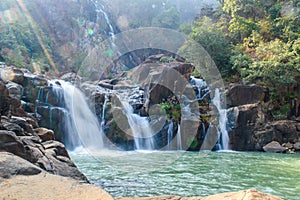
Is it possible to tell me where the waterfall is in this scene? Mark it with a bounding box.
[176,124,182,150]
[101,94,108,129]
[167,121,174,150]
[212,88,229,150]
[50,80,105,150]
[92,0,119,50]
[120,101,154,150]
[190,76,208,99]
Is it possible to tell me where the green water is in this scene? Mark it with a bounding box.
[70,150,300,199]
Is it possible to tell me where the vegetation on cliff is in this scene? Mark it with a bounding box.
[187,0,300,119]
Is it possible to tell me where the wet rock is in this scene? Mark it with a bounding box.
[226,84,268,107]
[0,152,42,179]
[263,141,286,153]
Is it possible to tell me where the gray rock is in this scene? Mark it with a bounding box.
[0,152,42,178]
[294,142,300,151]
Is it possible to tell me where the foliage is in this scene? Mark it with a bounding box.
[188,0,300,119]
[160,102,181,120]
[190,16,232,76]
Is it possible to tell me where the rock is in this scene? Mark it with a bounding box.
[0,130,25,158]
[60,72,81,82]
[0,81,10,115]
[6,81,24,99]
[294,142,300,151]
[35,128,55,142]
[0,152,42,178]
[263,141,286,153]
[0,173,114,200]
[118,189,282,200]
[226,84,267,107]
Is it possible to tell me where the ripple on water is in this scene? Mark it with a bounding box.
[70,151,300,199]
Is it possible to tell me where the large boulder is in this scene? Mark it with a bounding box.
[226,84,268,107]
[0,172,114,200]
[263,141,286,153]
[0,152,42,179]
[0,130,26,158]
[118,189,283,200]
[230,103,300,151]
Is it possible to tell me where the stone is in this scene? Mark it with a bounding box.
[226,84,267,107]
[294,142,300,151]
[35,127,55,142]
[263,141,286,153]
[0,130,25,158]
[0,173,114,200]
[118,189,282,200]
[6,81,24,99]
[0,152,42,179]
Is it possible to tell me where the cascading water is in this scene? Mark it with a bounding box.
[101,94,108,129]
[120,101,154,150]
[167,121,174,150]
[212,88,229,150]
[176,124,182,150]
[190,76,209,99]
[91,0,119,51]
[50,80,105,150]
[190,76,230,150]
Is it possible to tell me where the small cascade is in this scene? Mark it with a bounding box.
[91,0,119,51]
[176,124,182,150]
[167,121,174,150]
[50,80,105,150]
[190,76,209,99]
[212,88,229,150]
[101,94,108,129]
[120,101,154,150]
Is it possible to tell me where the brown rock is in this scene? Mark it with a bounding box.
[226,84,267,107]
[0,130,25,158]
[35,128,55,142]
[263,141,286,153]
[118,189,282,200]
[0,173,114,200]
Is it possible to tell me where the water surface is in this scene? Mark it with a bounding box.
[70,150,300,199]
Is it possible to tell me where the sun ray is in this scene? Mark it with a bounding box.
[15,0,59,74]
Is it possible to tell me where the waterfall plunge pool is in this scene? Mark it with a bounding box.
[70,150,300,199]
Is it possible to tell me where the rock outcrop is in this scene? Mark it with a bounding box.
[0,160,114,200]
[227,84,300,152]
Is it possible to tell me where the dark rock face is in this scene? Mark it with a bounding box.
[226,84,268,107]
[226,81,300,153]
